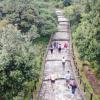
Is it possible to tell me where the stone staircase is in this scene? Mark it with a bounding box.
[38,10,84,100]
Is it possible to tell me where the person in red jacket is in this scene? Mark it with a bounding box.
[64,42,68,52]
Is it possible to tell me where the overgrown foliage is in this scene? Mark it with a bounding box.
[64,0,100,76]
[0,0,57,99]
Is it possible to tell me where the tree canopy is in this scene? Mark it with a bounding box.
[0,0,57,99]
[64,0,100,76]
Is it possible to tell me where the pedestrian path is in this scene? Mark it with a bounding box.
[38,10,84,100]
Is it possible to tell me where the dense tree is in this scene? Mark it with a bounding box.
[0,0,57,34]
[0,0,57,99]
[0,25,37,99]
[63,0,71,6]
[64,0,100,75]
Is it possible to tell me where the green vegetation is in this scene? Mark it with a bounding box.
[63,0,71,6]
[0,0,57,99]
[73,45,100,100]
[64,0,100,99]
[45,0,64,8]
[64,0,100,77]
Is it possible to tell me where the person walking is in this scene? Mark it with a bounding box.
[50,44,53,54]
[58,44,61,53]
[56,42,58,49]
[53,41,57,49]
[50,74,57,91]
[70,79,77,94]
[62,57,66,69]
[50,74,56,84]
[65,71,71,88]
[64,42,68,52]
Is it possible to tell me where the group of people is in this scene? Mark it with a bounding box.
[50,41,68,54]
[49,41,77,95]
[62,59,77,95]
[50,71,77,95]
[65,71,77,94]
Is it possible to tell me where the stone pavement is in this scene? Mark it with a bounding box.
[38,10,84,100]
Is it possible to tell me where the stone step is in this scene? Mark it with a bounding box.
[39,80,83,100]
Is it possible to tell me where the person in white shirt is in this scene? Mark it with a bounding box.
[65,71,71,88]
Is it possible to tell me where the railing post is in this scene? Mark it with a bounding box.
[80,76,82,84]
[77,69,80,76]
[76,66,77,70]
[84,83,86,92]
[31,92,33,99]
[90,93,93,100]
[75,62,77,69]
[75,62,77,66]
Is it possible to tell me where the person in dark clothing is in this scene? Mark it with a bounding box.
[56,42,58,49]
[70,79,77,94]
[58,44,61,53]
[50,48,53,54]
[50,44,53,54]
[53,41,57,49]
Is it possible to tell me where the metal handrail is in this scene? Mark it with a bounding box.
[36,34,54,100]
[71,43,94,100]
